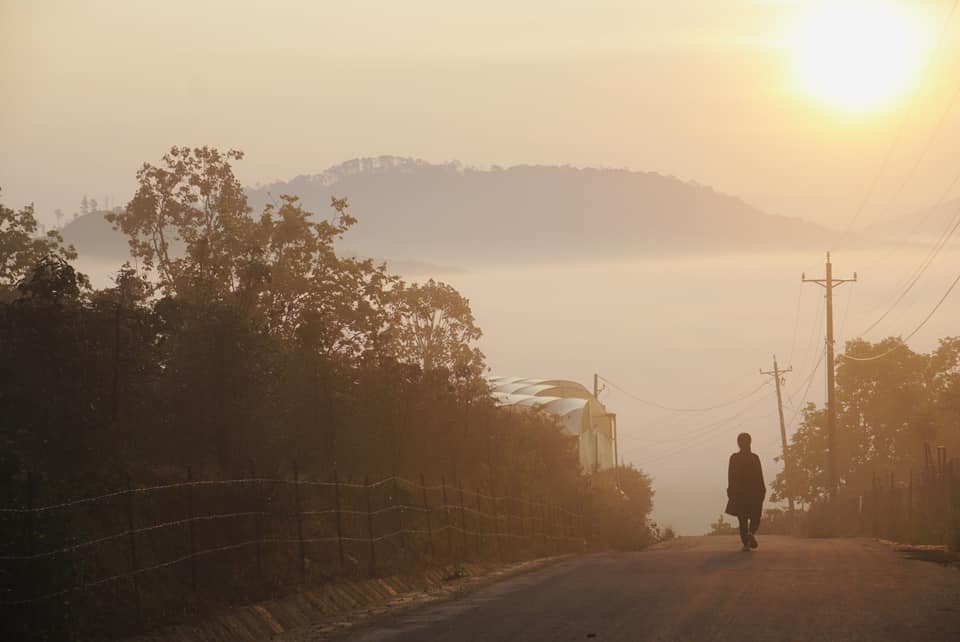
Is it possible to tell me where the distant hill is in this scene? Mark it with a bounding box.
[61,157,833,272]
[59,207,456,277]
[246,157,830,264]
[860,197,960,246]
[60,209,133,261]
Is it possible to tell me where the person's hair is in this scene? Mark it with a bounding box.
[737,432,752,449]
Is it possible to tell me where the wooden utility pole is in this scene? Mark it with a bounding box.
[802,252,856,500]
[610,413,619,488]
[761,355,793,514]
[593,374,600,473]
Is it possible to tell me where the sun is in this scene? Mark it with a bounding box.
[786,1,933,113]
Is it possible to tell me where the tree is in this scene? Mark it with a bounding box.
[773,336,960,504]
[395,278,484,377]
[15,255,90,302]
[0,191,79,299]
[106,146,252,298]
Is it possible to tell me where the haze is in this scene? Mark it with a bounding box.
[4,0,960,536]
[4,0,960,227]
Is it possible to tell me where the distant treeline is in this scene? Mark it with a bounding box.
[0,147,656,541]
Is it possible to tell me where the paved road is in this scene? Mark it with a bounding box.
[325,536,960,642]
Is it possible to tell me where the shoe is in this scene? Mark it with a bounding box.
[741,544,750,551]
[749,534,758,549]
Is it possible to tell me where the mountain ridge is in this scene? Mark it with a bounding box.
[60,157,833,272]
[245,156,830,264]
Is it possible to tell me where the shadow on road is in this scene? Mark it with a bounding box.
[698,550,755,574]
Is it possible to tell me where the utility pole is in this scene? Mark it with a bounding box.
[761,355,793,514]
[609,413,619,488]
[593,374,600,474]
[802,252,856,501]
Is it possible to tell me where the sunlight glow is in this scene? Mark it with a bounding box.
[787,1,933,113]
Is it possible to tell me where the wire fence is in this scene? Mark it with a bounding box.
[0,467,586,638]
[805,446,959,548]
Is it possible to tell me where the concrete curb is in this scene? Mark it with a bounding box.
[127,557,573,642]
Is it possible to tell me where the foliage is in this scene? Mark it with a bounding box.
[707,513,738,535]
[0,191,79,300]
[394,278,484,378]
[1,146,656,549]
[588,465,657,550]
[772,337,960,505]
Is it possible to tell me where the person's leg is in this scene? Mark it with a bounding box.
[750,513,760,535]
[737,516,749,545]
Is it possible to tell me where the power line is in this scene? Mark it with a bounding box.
[836,281,855,345]
[599,375,771,413]
[638,403,779,467]
[798,294,825,379]
[785,348,824,428]
[859,203,960,337]
[843,267,960,362]
[863,0,960,227]
[786,282,804,366]
[838,0,960,240]
[856,168,960,328]
[624,382,774,448]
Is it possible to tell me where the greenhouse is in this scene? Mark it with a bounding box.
[485,376,617,473]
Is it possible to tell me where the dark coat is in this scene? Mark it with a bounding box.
[725,450,766,519]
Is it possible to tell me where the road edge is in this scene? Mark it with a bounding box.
[126,555,575,642]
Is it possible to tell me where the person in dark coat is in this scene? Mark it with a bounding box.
[725,432,765,551]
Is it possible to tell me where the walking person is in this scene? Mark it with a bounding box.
[725,432,766,551]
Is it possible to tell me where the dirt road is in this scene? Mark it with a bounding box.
[308,535,960,642]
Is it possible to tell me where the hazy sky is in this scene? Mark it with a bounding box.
[6,1,960,533]
[3,0,960,227]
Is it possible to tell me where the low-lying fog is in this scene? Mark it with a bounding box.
[75,248,959,535]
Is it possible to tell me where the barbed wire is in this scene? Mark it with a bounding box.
[0,521,585,606]
[1,475,581,517]
[0,510,271,561]
[0,474,584,568]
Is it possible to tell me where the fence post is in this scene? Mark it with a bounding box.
[457,481,468,558]
[560,503,567,550]
[578,499,586,551]
[185,466,198,591]
[249,460,264,586]
[907,468,914,544]
[393,476,405,557]
[25,472,38,634]
[293,461,306,583]
[948,459,958,551]
[506,496,516,558]
[420,474,434,559]
[518,494,526,545]
[507,497,523,558]
[441,477,453,559]
[333,469,345,570]
[490,484,502,561]
[539,496,547,555]
[889,471,897,541]
[475,487,483,557]
[548,497,557,554]
[364,475,376,576]
[125,474,142,625]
